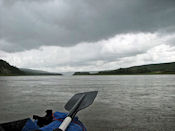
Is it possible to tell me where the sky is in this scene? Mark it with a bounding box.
[0,0,175,72]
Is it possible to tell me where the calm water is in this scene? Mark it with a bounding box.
[0,75,175,131]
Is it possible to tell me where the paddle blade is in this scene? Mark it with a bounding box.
[64,91,98,112]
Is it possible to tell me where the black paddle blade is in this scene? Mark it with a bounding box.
[64,91,98,112]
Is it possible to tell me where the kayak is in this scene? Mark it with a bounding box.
[0,111,86,131]
[0,91,97,131]
[0,118,29,131]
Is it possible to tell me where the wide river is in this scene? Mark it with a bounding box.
[0,75,175,131]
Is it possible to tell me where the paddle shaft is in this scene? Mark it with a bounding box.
[57,94,85,131]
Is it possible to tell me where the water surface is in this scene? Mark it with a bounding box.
[0,75,175,131]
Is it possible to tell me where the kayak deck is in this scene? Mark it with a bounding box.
[0,118,29,131]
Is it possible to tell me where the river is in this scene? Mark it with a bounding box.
[0,75,175,131]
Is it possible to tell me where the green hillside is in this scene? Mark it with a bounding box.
[20,68,62,75]
[0,59,24,75]
[96,62,175,75]
[0,59,62,76]
[73,62,175,75]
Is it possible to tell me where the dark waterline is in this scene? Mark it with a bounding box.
[0,75,175,131]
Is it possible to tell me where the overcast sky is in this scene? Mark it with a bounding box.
[0,0,175,72]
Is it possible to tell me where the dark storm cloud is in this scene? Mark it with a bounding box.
[2,32,175,72]
[0,0,175,52]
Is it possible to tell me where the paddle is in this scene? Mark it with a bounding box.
[54,91,98,131]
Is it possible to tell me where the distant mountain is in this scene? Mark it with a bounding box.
[0,59,62,76]
[0,59,24,75]
[73,62,175,75]
[20,68,62,75]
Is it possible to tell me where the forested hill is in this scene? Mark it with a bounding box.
[95,62,175,75]
[0,59,24,75]
[0,59,62,76]
[73,62,175,75]
[20,68,62,75]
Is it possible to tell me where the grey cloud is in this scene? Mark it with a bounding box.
[0,0,175,52]
[2,32,175,72]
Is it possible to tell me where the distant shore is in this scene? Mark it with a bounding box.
[0,74,62,76]
[73,73,175,76]
[73,62,175,75]
[0,59,62,76]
